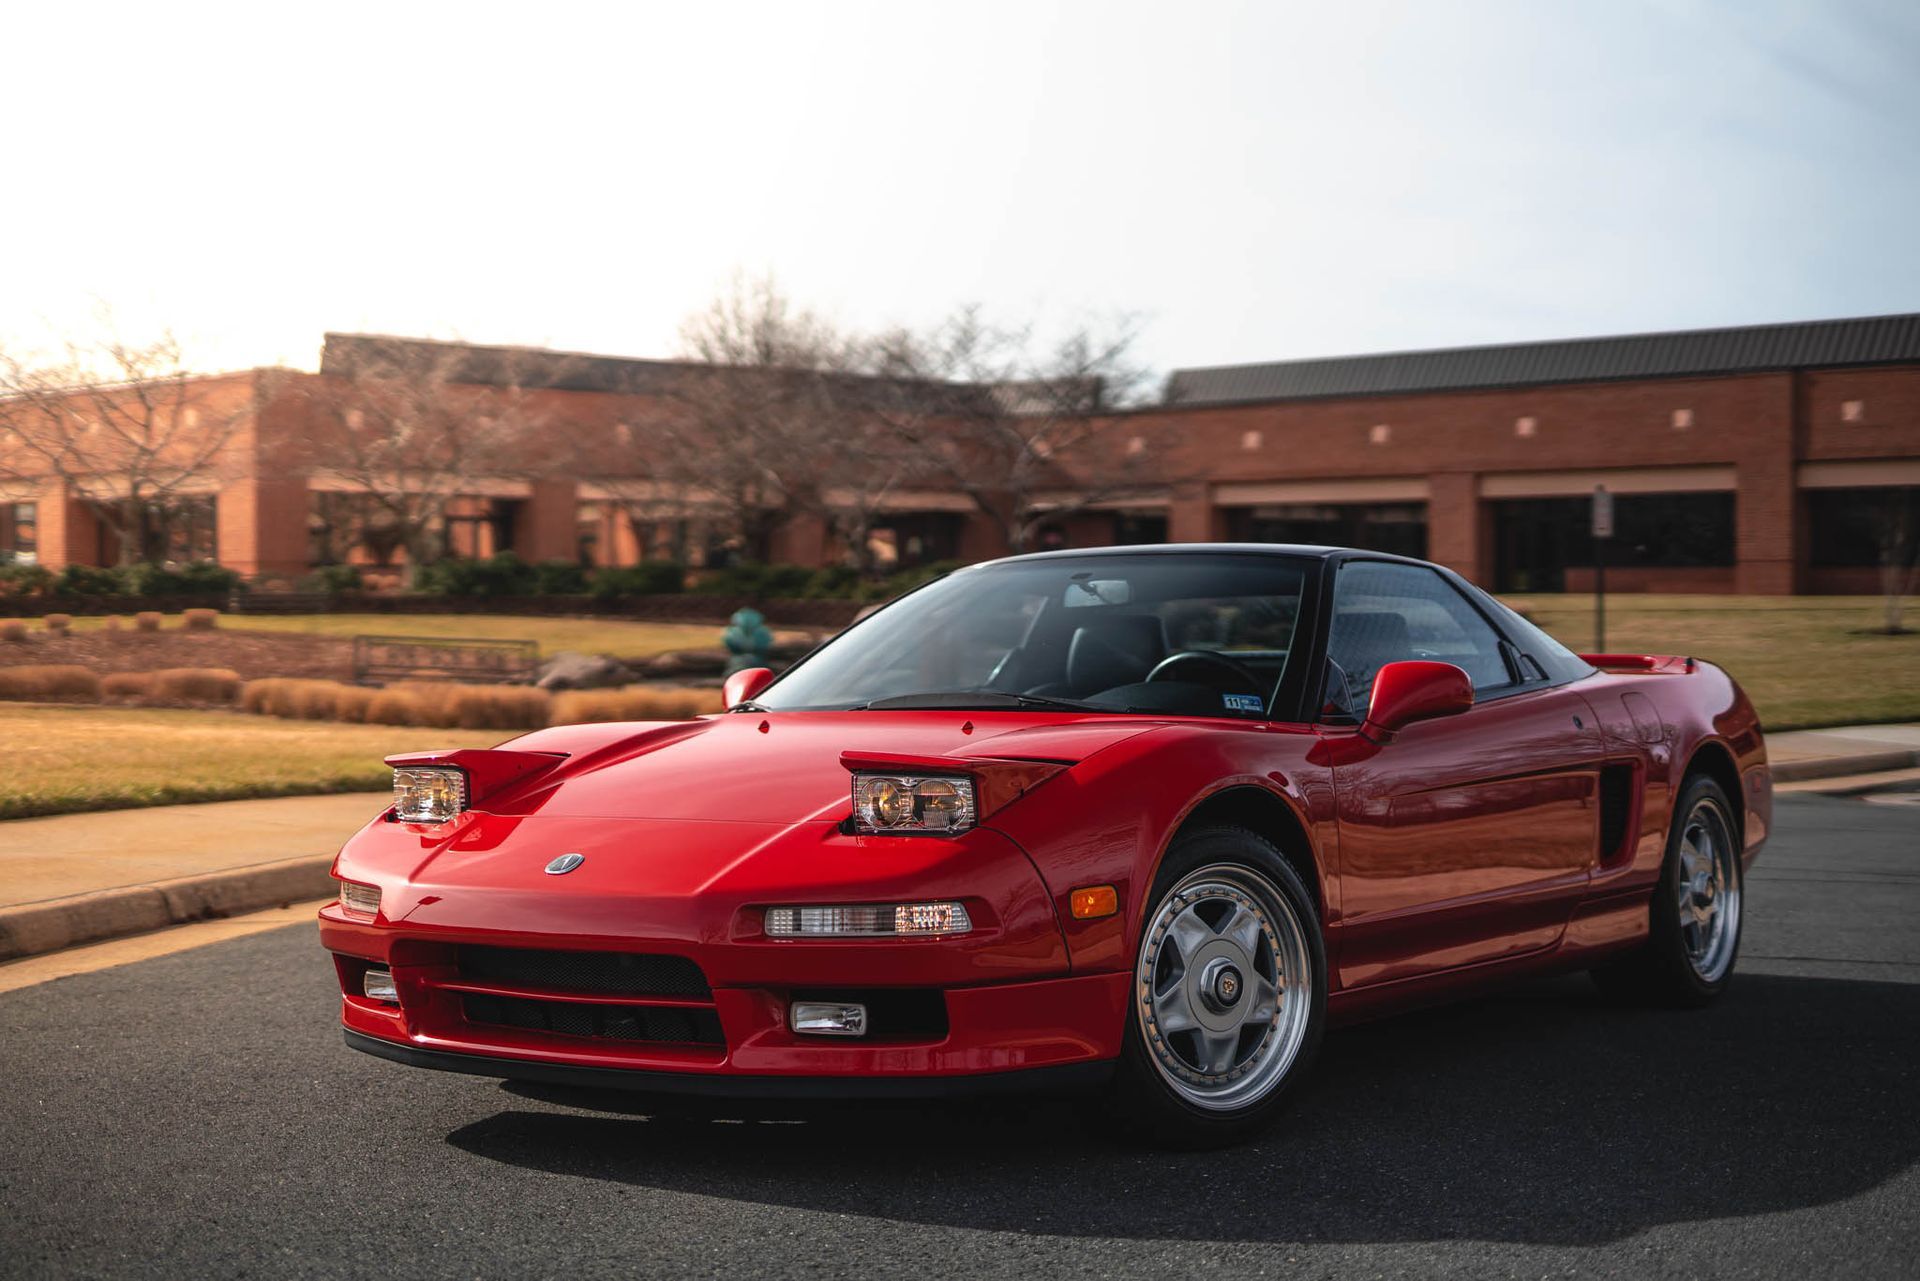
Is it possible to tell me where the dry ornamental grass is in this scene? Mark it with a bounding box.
[0,665,102,701]
[182,608,220,631]
[0,621,26,643]
[550,686,722,723]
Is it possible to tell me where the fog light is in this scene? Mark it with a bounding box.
[791,1001,867,1036]
[362,968,398,1004]
[763,901,972,938]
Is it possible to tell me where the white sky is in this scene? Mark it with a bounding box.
[2,0,1916,379]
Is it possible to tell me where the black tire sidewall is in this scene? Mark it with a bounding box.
[1108,824,1327,1147]
[1645,774,1744,1003]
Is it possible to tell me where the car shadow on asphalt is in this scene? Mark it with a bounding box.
[444,972,1920,1246]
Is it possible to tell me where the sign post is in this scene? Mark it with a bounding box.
[1591,484,1613,652]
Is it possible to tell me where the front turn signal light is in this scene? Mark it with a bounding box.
[1069,885,1119,919]
[337,879,381,919]
[764,901,973,937]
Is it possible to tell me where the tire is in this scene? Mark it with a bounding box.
[1591,773,1745,1007]
[1104,825,1326,1149]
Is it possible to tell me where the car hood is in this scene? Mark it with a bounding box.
[493,710,1164,824]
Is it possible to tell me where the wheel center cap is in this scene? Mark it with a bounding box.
[1200,958,1243,1012]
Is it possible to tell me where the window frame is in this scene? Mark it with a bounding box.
[1310,554,1590,726]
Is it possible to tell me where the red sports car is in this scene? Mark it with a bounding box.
[321,545,1769,1146]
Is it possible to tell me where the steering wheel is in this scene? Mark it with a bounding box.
[1145,650,1263,694]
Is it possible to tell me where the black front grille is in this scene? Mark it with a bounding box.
[457,946,711,999]
[462,993,724,1047]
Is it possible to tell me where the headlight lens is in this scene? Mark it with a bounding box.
[393,765,467,824]
[851,773,976,834]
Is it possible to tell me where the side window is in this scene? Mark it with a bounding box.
[1325,562,1513,715]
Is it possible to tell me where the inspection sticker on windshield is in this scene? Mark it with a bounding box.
[1221,693,1264,714]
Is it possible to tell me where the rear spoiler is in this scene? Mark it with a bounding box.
[1580,653,1697,674]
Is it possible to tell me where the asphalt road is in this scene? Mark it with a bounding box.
[3,795,1916,1279]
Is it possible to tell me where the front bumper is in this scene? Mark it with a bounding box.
[322,903,1130,1082]
[343,1029,1118,1097]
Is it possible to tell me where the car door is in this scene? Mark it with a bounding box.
[1321,560,1604,989]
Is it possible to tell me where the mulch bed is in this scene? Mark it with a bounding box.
[3,630,355,681]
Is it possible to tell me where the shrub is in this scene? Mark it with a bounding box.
[121,561,240,597]
[587,561,685,599]
[242,677,355,720]
[0,665,101,701]
[182,608,220,631]
[55,564,124,597]
[532,560,588,595]
[550,686,722,724]
[150,667,242,704]
[0,621,27,643]
[413,552,538,598]
[43,613,72,635]
[135,612,163,633]
[692,562,817,598]
[102,615,124,633]
[299,564,363,594]
[242,677,550,729]
[856,559,961,603]
[0,564,55,597]
[102,672,154,700]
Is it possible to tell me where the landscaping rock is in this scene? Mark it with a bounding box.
[534,651,638,691]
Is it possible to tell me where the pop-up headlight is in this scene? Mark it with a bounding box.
[392,765,466,824]
[851,774,976,834]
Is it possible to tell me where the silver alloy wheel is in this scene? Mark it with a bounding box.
[1676,795,1742,982]
[1135,863,1313,1111]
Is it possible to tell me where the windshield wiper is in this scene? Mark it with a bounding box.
[849,691,1135,713]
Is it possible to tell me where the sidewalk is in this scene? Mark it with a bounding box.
[1,724,1914,962]
[0,793,383,960]
[1767,724,1920,786]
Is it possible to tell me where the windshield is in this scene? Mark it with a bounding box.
[758,553,1311,718]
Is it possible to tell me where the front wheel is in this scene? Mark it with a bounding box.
[1105,826,1326,1148]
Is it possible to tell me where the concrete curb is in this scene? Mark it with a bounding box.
[1771,749,1920,783]
[0,855,334,962]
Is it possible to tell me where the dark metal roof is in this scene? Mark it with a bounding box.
[1164,312,1920,406]
[320,333,702,395]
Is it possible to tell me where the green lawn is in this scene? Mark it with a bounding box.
[0,703,500,820]
[1504,593,1920,731]
[65,613,723,659]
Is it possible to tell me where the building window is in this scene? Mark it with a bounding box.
[1491,492,1735,591]
[2,502,37,564]
[1807,487,1920,568]
[1226,502,1428,559]
[1113,512,1169,545]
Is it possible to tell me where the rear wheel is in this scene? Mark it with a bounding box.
[1106,826,1325,1148]
[1592,774,1744,1006]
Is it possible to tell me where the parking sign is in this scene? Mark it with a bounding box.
[1592,485,1614,539]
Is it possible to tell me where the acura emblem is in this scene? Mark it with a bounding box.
[545,853,586,875]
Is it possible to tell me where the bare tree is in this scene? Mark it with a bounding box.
[0,328,247,564]
[866,307,1168,554]
[1870,490,1919,635]
[289,336,583,575]
[658,275,870,564]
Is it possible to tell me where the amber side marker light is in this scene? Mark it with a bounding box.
[1069,885,1119,920]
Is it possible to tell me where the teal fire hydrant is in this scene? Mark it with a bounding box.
[722,607,773,676]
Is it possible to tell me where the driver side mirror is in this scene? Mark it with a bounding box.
[1363,661,1473,740]
[722,666,775,710]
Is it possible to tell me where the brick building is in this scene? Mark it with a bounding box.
[3,314,1917,594]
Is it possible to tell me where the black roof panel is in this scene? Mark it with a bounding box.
[1165,312,1920,406]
